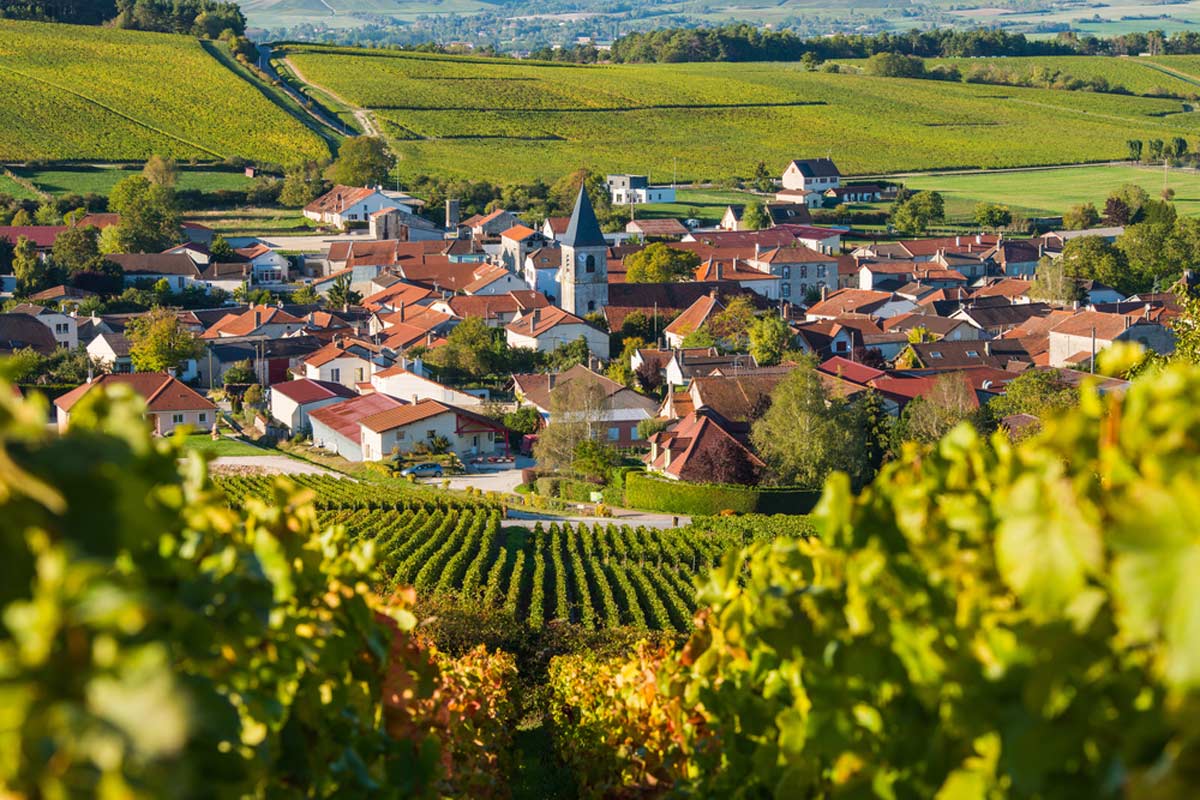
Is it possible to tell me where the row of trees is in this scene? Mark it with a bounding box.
[0,0,245,36]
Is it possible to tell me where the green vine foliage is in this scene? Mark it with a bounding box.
[552,345,1200,798]
[0,382,445,798]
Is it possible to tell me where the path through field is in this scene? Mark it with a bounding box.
[256,45,353,137]
[208,455,338,476]
[282,55,380,137]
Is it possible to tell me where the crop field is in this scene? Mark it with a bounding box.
[12,166,257,197]
[280,44,1200,182]
[903,164,1200,219]
[214,473,729,631]
[0,20,329,164]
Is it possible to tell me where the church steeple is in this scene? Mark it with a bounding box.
[561,185,606,248]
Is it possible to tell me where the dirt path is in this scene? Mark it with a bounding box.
[208,456,338,476]
[256,45,353,137]
[282,55,380,137]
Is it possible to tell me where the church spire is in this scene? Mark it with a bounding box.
[561,184,606,248]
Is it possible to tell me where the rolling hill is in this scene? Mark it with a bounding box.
[0,19,331,165]
[278,44,1200,182]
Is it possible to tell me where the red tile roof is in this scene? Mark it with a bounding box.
[664,293,723,338]
[305,185,377,216]
[270,378,357,404]
[505,306,590,338]
[309,393,406,443]
[55,373,216,414]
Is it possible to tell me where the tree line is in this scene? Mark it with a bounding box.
[0,0,245,37]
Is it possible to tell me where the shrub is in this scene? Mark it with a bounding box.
[624,471,819,515]
[535,477,562,497]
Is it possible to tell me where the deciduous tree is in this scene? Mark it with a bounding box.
[624,243,699,283]
[324,136,395,188]
[125,307,202,373]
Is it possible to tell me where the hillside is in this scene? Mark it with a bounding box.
[279,44,1200,182]
[0,19,331,164]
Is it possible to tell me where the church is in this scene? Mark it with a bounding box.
[557,186,609,316]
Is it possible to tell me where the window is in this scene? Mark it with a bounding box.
[427,430,436,440]
[199,413,207,423]
[487,432,494,441]
[587,300,596,312]
[356,367,364,382]
[929,351,943,359]
[835,340,848,353]
[800,265,808,278]
[172,414,184,424]
[782,283,791,297]
[584,254,596,273]
[782,266,791,279]
[608,427,620,441]
[396,431,406,440]
[966,350,979,358]
[330,368,340,382]
[817,266,826,278]
[55,323,68,334]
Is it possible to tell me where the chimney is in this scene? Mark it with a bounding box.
[663,442,672,469]
[984,342,991,357]
[1144,302,1151,319]
[446,198,461,229]
[975,234,982,245]
[1125,315,1131,331]
[754,242,761,258]
[820,285,828,302]
[548,373,556,390]
[398,301,405,323]
[532,308,541,326]
[955,235,961,247]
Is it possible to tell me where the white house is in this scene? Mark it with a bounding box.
[370,365,486,406]
[523,247,561,301]
[233,243,290,284]
[54,373,216,434]
[356,399,508,462]
[606,175,676,205]
[302,340,386,390]
[781,158,842,192]
[505,307,610,360]
[9,303,77,349]
[303,185,418,228]
[269,378,357,434]
[309,393,407,462]
[86,332,132,373]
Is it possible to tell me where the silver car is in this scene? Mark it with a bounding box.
[400,462,444,478]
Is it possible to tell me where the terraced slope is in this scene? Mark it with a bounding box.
[279,45,1200,182]
[0,20,330,164]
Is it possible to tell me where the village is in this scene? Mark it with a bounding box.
[0,157,1179,507]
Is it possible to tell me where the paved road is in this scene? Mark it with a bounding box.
[208,456,338,476]
[256,45,353,137]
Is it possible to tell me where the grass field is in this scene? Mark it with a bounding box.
[12,166,257,197]
[185,207,315,236]
[903,164,1200,220]
[635,187,760,225]
[0,173,39,200]
[0,19,329,164]
[180,433,271,457]
[918,55,1200,98]
[279,44,1200,183]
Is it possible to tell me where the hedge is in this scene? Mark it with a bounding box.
[624,472,820,516]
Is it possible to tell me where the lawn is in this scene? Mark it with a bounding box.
[184,207,315,236]
[180,433,273,457]
[0,172,39,200]
[280,44,1200,183]
[902,164,1200,221]
[635,187,761,225]
[13,165,257,197]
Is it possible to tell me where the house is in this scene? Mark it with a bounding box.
[523,247,562,300]
[8,303,77,349]
[805,289,917,321]
[309,393,407,461]
[542,216,570,240]
[370,364,485,406]
[498,225,548,271]
[774,189,824,209]
[606,175,675,205]
[900,340,1020,370]
[302,339,389,389]
[0,312,59,355]
[357,399,508,462]
[792,319,860,359]
[664,351,758,387]
[1079,280,1124,307]
[1047,311,1175,368]
[951,302,1053,338]
[53,373,216,434]
[269,378,357,434]
[233,244,290,284]
[625,218,690,240]
[106,253,206,292]
[680,373,783,429]
[28,285,97,305]
[432,291,550,328]
[693,257,781,300]
[198,334,325,388]
[87,332,133,373]
[368,206,444,242]
[466,209,521,239]
[781,158,842,192]
[982,239,1043,278]
[882,313,982,342]
[1040,227,1125,254]
[719,203,813,231]
[645,409,765,483]
[464,263,528,296]
[201,305,307,340]
[663,292,724,348]
[748,245,839,301]
[512,364,658,446]
[773,225,843,254]
[303,185,416,228]
[505,306,610,360]
[824,184,885,203]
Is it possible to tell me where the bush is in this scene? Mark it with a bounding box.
[624,471,820,515]
[535,477,561,497]
[557,478,603,503]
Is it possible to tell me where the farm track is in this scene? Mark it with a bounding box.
[0,63,223,160]
[1138,60,1200,90]
[283,55,379,137]
[370,101,828,113]
[256,44,352,138]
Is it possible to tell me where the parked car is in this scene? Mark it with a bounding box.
[400,462,444,478]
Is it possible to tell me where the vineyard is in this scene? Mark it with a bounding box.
[0,19,329,164]
[919,54,1200,97]
[280,43,1200,182]
[214,474,739,632]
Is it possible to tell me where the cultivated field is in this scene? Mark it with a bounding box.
[0,20,330,164]
[280,44,1200,182]
[12,165,257,197]
[903,164,1200,219]
[921,55,1200,97]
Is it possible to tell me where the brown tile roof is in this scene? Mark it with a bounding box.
[201,305,305,339]
[55,373,216,414]
[628,218,689,237]
[501,224,538,242]
[806,289,894,317]
[106,253,202,278]
[305,185,377,216]
[647,410,765,481]
[506,306,591,338]
[271,378,357,404]
[0,313,58,354]
[462,264,513,293]
[1049,310,1148,340]
[664,293,723,338]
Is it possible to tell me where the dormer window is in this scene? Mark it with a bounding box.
[966,350,979,358]
[929,352,942,359]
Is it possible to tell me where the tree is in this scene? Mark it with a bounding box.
[107,175,180,253]
[13,236,50,296]
[740,201,769,231]
[34,201,61,225]
[326,273,362,309]
[546,335,591,372]
[548,168,612,223]
[863,52,926,78]
[708,294,758,348]
[751,160,773,193]
[533,376,611,471]
[750,359,870,487]
[1058,235,1126,288]
[1116,221,1177,294]
[279,161,326,207]
[142,154,177,187]
[502,405,542,436]
[607,336,644,387]
[635,359,664,395]
[624,243,700,283]
[10,208,31,226]
[747,314,791,366]
[689,434,762,485]
[425,315,501,381]
[1148,138,1165,161]
[125,307,203,373]
[1062,202,1101,230]
[571,438,619,481]
[1127,138,1144,161]
[1109,183,1149,222]
[890,190,944,235]
[1030,257,1084,305]
[973,202,1012,231]
[222,359,255,385]
[290,283,319,305]
[324,136,395,188]
[680,326,717,349]
[893,373,985,445]
[989,369,1077,424]
[51,224,102,274]
[209,235,234,261]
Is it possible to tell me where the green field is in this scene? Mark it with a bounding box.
[903,164,1200,220]
[0,173,39,201]
[919,55,1200,98]
[12,166,257,197]
[181,433,273,457]
[0,19,330,164]
[279,44,1200,183]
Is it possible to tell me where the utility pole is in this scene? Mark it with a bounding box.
[1090,325,1096,375]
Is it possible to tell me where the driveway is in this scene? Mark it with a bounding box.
[437,456,535,494]
[207,456,338,476]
